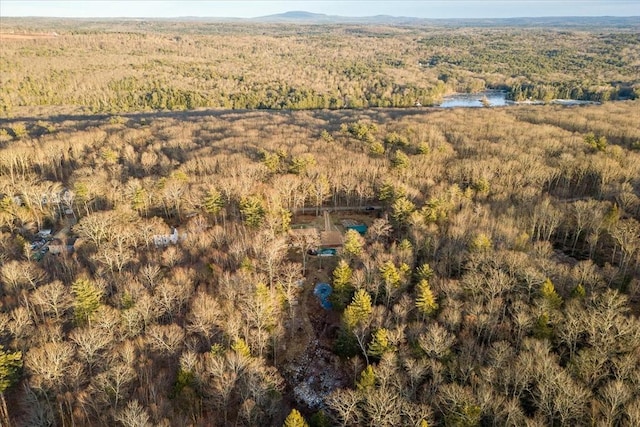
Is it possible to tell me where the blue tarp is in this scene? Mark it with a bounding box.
[314,283,333,309]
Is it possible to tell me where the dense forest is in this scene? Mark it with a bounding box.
[1,19,639,115]
[1,18,640,427]
[1,100,639,426]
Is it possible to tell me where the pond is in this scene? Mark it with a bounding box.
[437,90,601,108]
[438,90,509,108]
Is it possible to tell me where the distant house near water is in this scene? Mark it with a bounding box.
[153,227,185,248]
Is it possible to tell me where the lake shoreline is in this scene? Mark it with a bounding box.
[438,90,604,108]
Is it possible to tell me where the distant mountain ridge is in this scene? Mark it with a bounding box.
[253,10,422,24]
[257,11,328,21]
[249,11,639,27]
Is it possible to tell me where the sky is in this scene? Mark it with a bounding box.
[1,1,639,19]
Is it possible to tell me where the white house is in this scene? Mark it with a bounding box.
[152,228,185,248]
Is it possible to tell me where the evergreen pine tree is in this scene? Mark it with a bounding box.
[415,279,438,317]
[356,365,376,392]
[342,229,363,259]
[540,278,562,309]
[379,260,401,288]
[240,196,265,227]
[0,346,22,426]
[283,409,309,427]
[391,197,416,227]
[71,277,102,326]
[368,328,394,358]
[571,283,586,299]
[344,289,373,330]
[416,263,434,281]
[331,260,354,310]
[203,187,224,217]
[232,338,251,358]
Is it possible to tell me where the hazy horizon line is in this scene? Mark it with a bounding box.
[4,11,639,20]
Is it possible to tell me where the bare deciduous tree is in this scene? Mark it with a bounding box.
[418,322,455,360]
[24,341,74,393]
[70,326,113,374]
[186,292,222,345]
[326,388,362,427]
[8,306,34,349]
[597,380,631,426]
[145,324,185,356]
[363,388,401,426]
[116,399,152,427]
[31,280,71,322]
[92,362,136,409]
[289,228,320,275]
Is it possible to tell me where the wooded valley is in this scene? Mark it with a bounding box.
[0,18,640,427]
